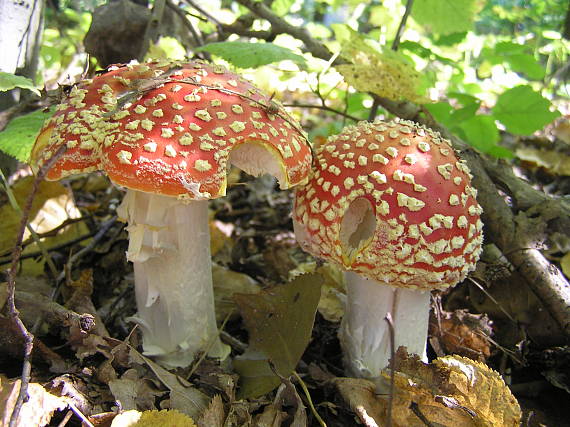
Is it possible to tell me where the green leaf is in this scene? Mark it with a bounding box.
[493,85,561,135]
[271,0,295,16]
[424,102,453,126]
[194,42,306,69]
[458,115,502,154]
[233,274,323,399]
[0,109,53,162]
[0,72,40,96]
[411,0,478,35]
[506,54,545,80]
[488,42,545,80]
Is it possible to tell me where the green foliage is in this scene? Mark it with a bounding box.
[233,274,323,399]
[411,0,478,35]
[425,97,512,158]
[271,0,296,16]
[0,72,40,96]
[195,42,306,69]
[457,115,511,158]
[482,42,545,81]
[493,85,561,135]
[0,109,52,162]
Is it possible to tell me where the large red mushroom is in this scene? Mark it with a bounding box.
[31,60,313,367]
[293,120,483,384]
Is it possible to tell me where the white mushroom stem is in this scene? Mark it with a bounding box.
[340,271,430,385]
[117,190,229,368]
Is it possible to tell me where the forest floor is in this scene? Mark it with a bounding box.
[1,143,570,426]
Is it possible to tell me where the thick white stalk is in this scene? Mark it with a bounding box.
[118,190,228,368]
[339,271,430,382]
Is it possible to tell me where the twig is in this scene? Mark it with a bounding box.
[181,0,223,29]
[56,410,73,427]
[292,371,327,427]
[0,169,59,276]
[466,277,517,323]
[0,232,94,266]
[55,215,118,282]
[384,313,395,427]
[391,0,414,51]
[283,103,361,122]
[410,402,435,427]
[165,0,205,48]
[68,402,94,427]
[235,0,334,60]
[139,0,167,61]
[6,145,66,427]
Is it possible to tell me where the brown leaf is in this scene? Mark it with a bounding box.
[334,377,385,426]
[429,310,492,361]
[128,346,210,419]
[108,369,162,411]
[0,375,68,427]
[197,394,225,427]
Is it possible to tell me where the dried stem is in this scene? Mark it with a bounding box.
[7,145,66,427]
[139,0,167,61]
[391,0,414,51]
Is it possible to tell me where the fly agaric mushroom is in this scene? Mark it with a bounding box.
[293,120,483,383]
[31,60,312,367]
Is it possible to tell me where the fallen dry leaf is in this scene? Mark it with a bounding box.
[429,310,492,361]
[197,394,225,427]
[111,409,196,426]
[0,375,68,426]
[212,263,261,323]
[335,349,521,427]
[128,345,210,419]
[0,177,88,276]
[233,274,323,399]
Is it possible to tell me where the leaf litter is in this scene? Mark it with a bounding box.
[0,159,568,426]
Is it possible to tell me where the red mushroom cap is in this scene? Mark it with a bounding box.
[31,60,312,199]
[293,120,483,290]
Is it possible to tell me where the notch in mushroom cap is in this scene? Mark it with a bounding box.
[293,119,483,383]
[30,60,313,367]
[31,60,312,199]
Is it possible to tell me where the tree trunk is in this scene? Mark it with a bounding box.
[0,0,45,175]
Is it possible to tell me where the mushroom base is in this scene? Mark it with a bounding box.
[118,190,229,368]
[339,272,430,385]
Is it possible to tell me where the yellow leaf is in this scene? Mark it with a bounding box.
[0,177,88,275]
[111,409,196,427]
[516,147,570,176]
[335,349,522,427]
[335,28,427,103]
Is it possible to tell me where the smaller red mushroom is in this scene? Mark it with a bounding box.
[293,120,483,384]
[32,60,313,367]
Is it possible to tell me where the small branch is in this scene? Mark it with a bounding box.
[165,0,205,48]
[181,0,223,29]
[391,0,414,51]
[283,102,361,122]
[138,0,167,61]
[7,145,66,427]
[235,0,334,60]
